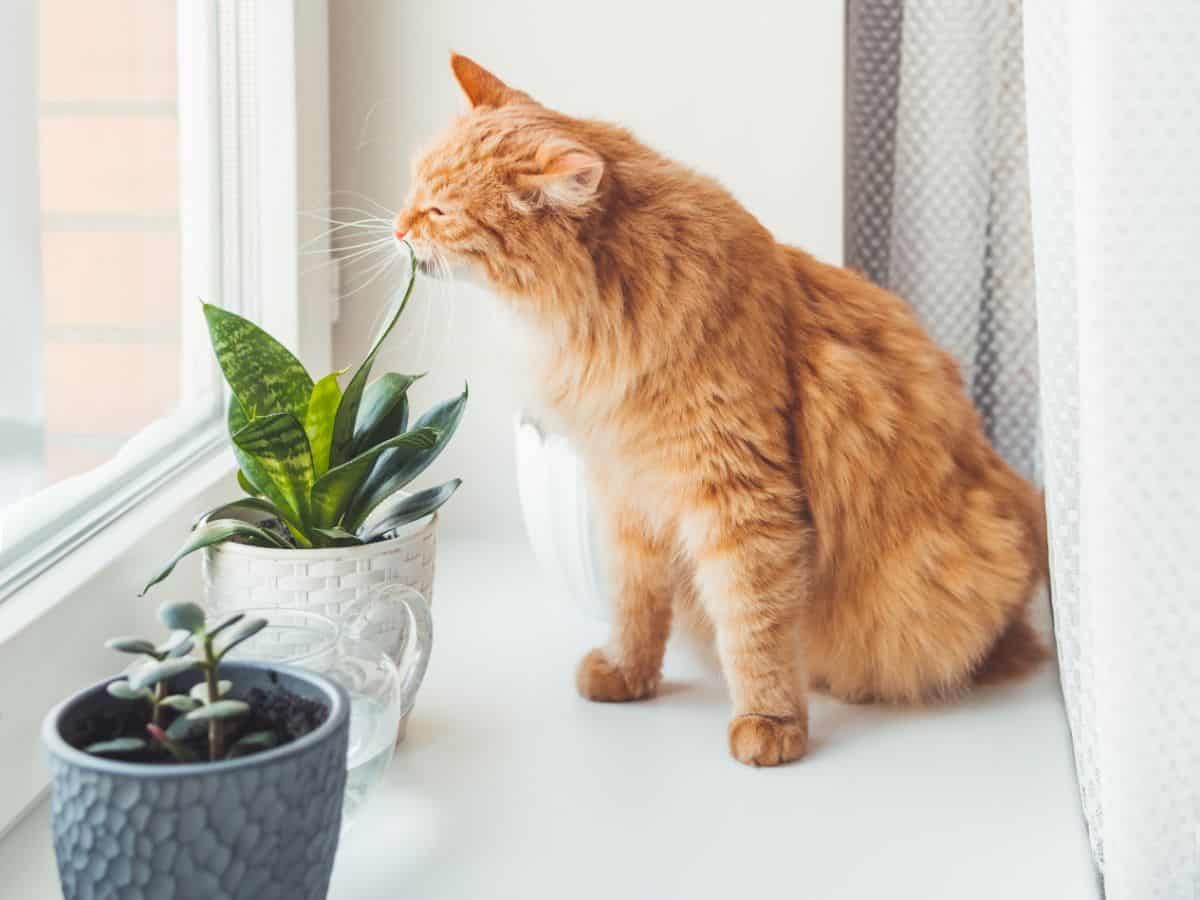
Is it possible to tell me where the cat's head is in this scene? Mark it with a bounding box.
[395,55,608,300]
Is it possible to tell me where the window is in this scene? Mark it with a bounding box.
[0,0,332,598]
[0,0,331,833]
[0,0,223,595]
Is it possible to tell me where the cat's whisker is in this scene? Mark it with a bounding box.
[302,235,395,257]
[329,189,396,218]
[299,239,395,277]
[337,249,401,302]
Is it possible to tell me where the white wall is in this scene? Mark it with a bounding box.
[329,1,844,538]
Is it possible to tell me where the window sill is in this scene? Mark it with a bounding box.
[0,537,1101,898]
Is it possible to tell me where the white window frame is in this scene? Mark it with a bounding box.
[0,0,332,837]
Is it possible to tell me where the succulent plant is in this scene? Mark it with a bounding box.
[87,601,276,762]
[142,249,466,595]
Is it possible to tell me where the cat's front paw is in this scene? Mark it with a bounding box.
[727,714,809,767]
[576,649,660,702]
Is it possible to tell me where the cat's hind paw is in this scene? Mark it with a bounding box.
[728,713,809,767]
[576,649,659,702]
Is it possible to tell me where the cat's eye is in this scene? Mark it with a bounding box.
[425,206,445,218]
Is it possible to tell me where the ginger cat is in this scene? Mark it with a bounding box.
[395,55,1048,766]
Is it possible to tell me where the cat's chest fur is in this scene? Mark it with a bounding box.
[527,332,697,536]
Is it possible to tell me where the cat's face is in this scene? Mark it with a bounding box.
[394,55,605,297]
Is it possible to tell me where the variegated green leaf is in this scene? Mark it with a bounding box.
[229,397,305,536]
[308,426,439,529]
[231,412,315,528]
[191,497,278,531]
[305,370,345,478]
[358,479,462,542]
[312,526,364,547]
[141,518,291,595]
[329,250,417,468]
[201,302,313,421]
[236,468,261,497]
[351,372,422,456]
[345,385,468,531]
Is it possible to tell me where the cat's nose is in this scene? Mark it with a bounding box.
[393,213,410,241]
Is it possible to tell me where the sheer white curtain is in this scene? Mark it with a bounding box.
[1024,2,1200,896]
[848,0,1200,894]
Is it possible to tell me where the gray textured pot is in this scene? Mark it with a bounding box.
[42,662,350,900]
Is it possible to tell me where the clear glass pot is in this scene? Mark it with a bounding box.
[215,584,432,824]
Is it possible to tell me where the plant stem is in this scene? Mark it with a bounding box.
[152,682,166,728]
[203,635,224,761]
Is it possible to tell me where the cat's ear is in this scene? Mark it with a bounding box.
[450,53,529,108]
[518,144,605,209]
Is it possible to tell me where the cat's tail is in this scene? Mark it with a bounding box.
[974,615,1049,686]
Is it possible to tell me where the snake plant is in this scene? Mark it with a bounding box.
[142,252,466,595]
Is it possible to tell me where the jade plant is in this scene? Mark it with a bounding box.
[89,601,276,762]
[142,249,466,595]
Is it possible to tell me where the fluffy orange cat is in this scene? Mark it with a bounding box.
[395,55,1048,766]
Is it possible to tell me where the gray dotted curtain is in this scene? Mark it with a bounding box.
[845,0,1040,485]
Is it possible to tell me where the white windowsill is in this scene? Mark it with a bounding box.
[0,537,1101,899]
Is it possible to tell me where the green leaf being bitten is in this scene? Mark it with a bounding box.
[329,249,418,469]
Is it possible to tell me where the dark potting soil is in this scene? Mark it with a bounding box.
[66,677,328,765]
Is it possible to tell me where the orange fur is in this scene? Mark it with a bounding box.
[398,55,1048,766]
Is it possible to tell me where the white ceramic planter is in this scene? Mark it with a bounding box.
[514,414,613,624]
[202,514,438,662]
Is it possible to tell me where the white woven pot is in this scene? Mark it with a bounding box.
[202,514,438,661]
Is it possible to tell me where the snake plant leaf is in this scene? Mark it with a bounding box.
[358,479,463,542]
[201,302,313,422]
[236,469,261,497]
[190,680,233,703]
[159,695,200,713]
[158,601,207,634]
[191,497,279,531]
[312,526,364,547]
[225,730,278,759]
[305,370,346,478]
[141,518,290,596]
[106,680,152,702]
[104,637,159,657]
[308,426,439,529]
[228,397,304,536]
[186,699,251,722]
[128,657,198,692]
[230,411,316,526]
[158,631,195,659]
[351,372,422,456]
[329,249,418,468]
[86,737,147,755]
[214,617,269,659]
[345,385,469,531]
